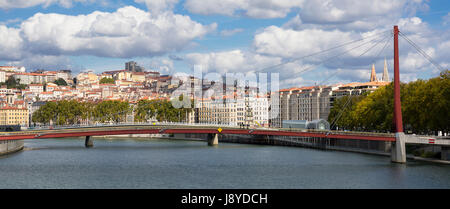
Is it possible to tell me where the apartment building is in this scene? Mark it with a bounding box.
[0,107,29,126]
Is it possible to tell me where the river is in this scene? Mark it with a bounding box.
[0,138,449,189]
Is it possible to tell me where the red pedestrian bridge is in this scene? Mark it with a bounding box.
[0,124,395,142]
[0,124,448,162]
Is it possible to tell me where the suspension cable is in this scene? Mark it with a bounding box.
[319,32,393,86]
[280,31,392,77]
[328,33,393,130]
[399,31,446,72]
[254,29,392,73]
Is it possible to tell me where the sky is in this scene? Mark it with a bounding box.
[0,0,449,88]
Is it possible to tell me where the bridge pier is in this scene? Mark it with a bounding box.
[441,146,450,161]
[391,132,406,163]
[85,136,94,148]
[207,133,218,146]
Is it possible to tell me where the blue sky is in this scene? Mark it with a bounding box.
[0,0,449,88]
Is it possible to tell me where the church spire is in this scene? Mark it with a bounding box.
[370,63,377,82]
[382,58,390,82]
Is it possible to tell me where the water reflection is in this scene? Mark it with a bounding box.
[0,138,449,189]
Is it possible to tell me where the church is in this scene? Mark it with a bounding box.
[370,58,390,82]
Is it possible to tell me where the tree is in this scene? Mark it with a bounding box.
[94,100,130,123]
[134,100,158,122]
[32,100,86,125]
[99,77,115,84]
[1,76,27,89]
[32,101,58,125]
[54,78,68,86]
[134,98,191,123]
[328,94,366,131]
[328,70,450,135]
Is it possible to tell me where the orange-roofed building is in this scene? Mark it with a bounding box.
[29,84,44,94]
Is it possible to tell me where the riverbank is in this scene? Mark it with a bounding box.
[0,140,24,156]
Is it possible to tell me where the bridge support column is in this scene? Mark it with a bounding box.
[441,146,450,161]
[85,136,94,148]
[391,132,406,163]
[207,133,218,146]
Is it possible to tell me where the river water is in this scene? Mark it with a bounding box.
[0,138,449,189]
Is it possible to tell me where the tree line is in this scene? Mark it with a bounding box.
[328,70,449,135]
[32,99,192,126]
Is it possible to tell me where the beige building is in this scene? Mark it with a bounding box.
[76,71,99,85]
[117,71,132,81]
[0,107,29,126]
[29,84,44,94]
[13,72,56,85]
[196,96,270,127]
[131,72,146,83]
[0,71,5,83]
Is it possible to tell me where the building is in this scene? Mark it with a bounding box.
[370,64,378,82]
[370,59,390,82]
[282,119,330,130]
[29,84,44,94]
[56,70,73,84]
[117,70,132,81]
[382,58,390,82]
[131,72,146,83]
[13,72,57,85]
[196,95,270,127]
[0,71,5,83]
[0,106,29,127]
[125,61,144,72]
[272,64,390,128]
[46,83,58,92]
[76,71,99,85]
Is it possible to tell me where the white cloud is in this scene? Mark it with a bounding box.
[0,25,23,60]
[0,6,216,61]
[299,0,405,24]
[185,50,281,74]
[184,49,321,88]
[183,0,428,24]
[281,0,430,32]
[187,14,448,87]
[252,26,360,59]
[184,0,304,19]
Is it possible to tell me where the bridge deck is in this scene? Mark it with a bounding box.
[0,124,396,142]
[1,125,449,145]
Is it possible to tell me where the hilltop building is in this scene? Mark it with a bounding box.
[125,61,144,72]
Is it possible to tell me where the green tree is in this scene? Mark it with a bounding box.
[32,101,58,125]
[1,76,27,89]
[99,77,115,84]
[134,98,191,123]
[32,100,87,125]
[54,78,68,86]
[94,100,130,123]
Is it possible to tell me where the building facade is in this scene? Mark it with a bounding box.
[0,107,29,127]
